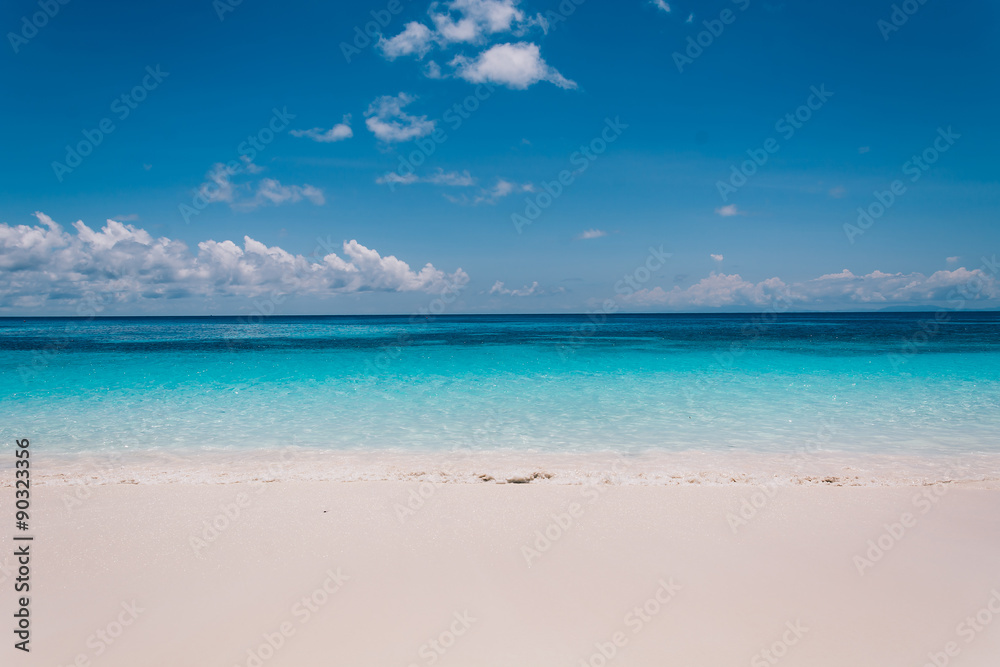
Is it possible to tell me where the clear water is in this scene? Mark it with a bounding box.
[2,313,999,457]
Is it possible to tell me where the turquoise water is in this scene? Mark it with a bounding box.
[2,314,999,457]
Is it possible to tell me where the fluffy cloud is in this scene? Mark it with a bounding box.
[715,204,741,217]
[376,1,573,89]
[489,280,540,296]
[652,0,670,12]
[430,0,530,44]
[710,254,724,262]
[451,42,575,89]
[0,213,468,309]
[618,267,1000,309]
[289,116,353,142]
[578,229,607,240]
[379,21,435,59]
[364,93,435,143]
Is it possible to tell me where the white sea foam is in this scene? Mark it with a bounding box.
[11,448,1000,488]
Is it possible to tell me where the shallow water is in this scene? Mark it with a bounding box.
[2,313,999,460]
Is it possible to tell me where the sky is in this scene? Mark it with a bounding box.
[1,0,998,315]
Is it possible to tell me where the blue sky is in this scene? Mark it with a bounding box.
[1,0,998,314]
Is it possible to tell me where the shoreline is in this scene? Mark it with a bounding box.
[8,447,1000,487]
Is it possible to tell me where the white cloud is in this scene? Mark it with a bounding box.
[578,229,607,240]
[427,169,476,186]
[618,267,1000,309]
[195,160,324,211]
[376,0,536,61]
[376,173,420,186]
[0,213,469,309]
[364,93,435,143]
[685,12,694,22]
[443,178,532,205]
[430,0,528,44]
[375,1,575,89]
[474,177,533,203]
[715,204,741,217]
[710,253,724,262]
[289,115,353,143]
[244,179,325,209]
[424,60,443,78]
[379,21,435,59]
[451,42,575,89]
[376,169,475,187]
[946,256,960,264]
[198,162,239,204]
[489,280,540,297]
[652,0,670,12]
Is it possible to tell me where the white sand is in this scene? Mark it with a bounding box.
[5,479,1000,666]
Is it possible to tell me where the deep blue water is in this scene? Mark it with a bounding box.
[2,313,999,456]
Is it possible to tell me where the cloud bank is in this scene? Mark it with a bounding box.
[0,213,468,309]
[618,267,1000,309]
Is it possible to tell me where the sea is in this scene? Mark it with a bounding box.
[2,313,999,484]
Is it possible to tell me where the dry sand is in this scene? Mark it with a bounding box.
[4,479,1000,666]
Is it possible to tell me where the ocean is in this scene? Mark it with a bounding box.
[2,313,998,472]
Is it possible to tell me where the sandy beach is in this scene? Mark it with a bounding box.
[6,475,1000,666]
